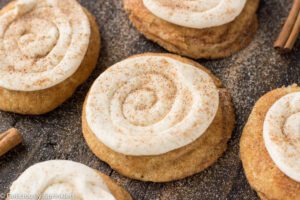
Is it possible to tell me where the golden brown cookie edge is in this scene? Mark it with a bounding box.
[240,85,300,200]
[123,0,259,59]
[0,2,101,115]
[82,53,235,182]
[98,173,132,200]
[5,169,132,200]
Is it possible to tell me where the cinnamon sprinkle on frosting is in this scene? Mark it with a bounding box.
[143,0,246,29]
[9,160,116,199]
[85,55,219,156]
[0,0,91,91]
[264,92,300,182]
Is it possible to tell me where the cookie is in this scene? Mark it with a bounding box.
[124,0,259,59]
[0,0,100,115]
[240,85,300,200]
[7,160,132,200]
[82,53,235,182]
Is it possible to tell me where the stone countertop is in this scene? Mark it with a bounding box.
[0,0,299,199]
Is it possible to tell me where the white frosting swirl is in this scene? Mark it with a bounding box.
[9,160,116,200]
[143,0,247,29]
[264,92,300,182]
[0,0,91,91]
[86,55,219,156]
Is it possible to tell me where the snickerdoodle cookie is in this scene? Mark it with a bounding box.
[124,0,259,59]
[240,85,300,200]
[7,160,132,200]
[82,53,235,182]
[0,0,100,115]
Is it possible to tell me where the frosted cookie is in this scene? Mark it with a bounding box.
[240,85,300,200]
[124,0,259,59]
[0,0,100,115]
[7,160,132,200]
[82,53,235,182]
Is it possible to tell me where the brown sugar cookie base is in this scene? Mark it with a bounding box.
[124,0,259,59]
[99,173,132,200]
[82,53,235,182]
[0,2,101,115]
[240,85,300,200]
[6,172,132,200]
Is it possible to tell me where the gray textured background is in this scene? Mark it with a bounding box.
[0,0,299,199]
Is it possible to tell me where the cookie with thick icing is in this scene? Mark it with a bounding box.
[0,0,100,115]
[124,0,259,59]
[240,85,300,200]
[82,53,235,182]
[7,160,132,200]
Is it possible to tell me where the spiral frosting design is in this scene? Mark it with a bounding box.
[9,160,115,200]
[86,55,219,156]
[264,92,300,182]
[0,0,91,91]
[143,0,246,29]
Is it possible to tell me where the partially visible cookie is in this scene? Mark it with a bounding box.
[82,53,235,182]
[0,0,101,115]
[124,0,259,59]
[7,160,132,200]
[240,85,300,200]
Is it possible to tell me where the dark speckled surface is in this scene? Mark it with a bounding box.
[0,0,299,199]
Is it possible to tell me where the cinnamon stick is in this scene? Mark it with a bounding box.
[0,128,22,157]
[285,12,300,50]
[274,0,300,51]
